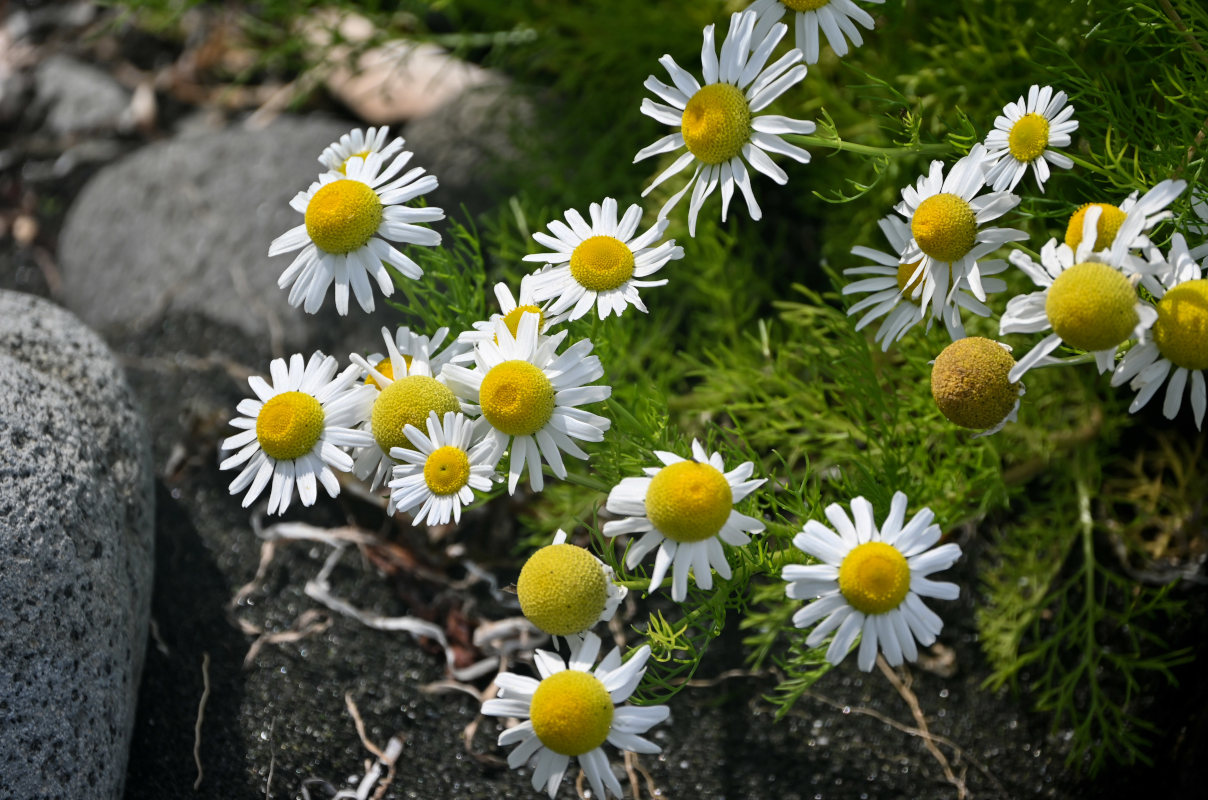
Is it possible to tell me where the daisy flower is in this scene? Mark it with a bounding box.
[930,337,1024,437]
[361,325,467,379]
[1112,234,1208,428]
[634,10,814,236]
[983,85,1078,193]
[603,439,765,602]
[782,492,962,671]
[220,352,374,515]
[482,632,670,800]
[747,0,884,65]
[386,410,498,524]
[1063,179,1186,257]
[1000,206,1158,381]
[517,530,628,640]
[894,144,1027,322]
[442,313,611,494]
[523,198,683,321]
[844,214,1008,349]
[317,125,405,174]
[349,327,465,493]
[269,150,444,315]
[458,274,561,351]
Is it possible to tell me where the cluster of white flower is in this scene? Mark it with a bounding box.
[217,5,1011,797]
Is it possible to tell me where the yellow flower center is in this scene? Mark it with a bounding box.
[255,391,325,461]
[645,460,733,543]
[517,544,608,636]
[479,361,556,436]
[304,179,382,255]
[838,542,911,616]
[930,337,1020,430]
[783,0,831,9]
[1065,203,1127,251]
[1045,261,1138,352]
[911,193,977,263]
[370,376,460,455]
[423,445,472,496]
[1152,279,1208,371]
[338,149,372,174]
[1007,113,1050,163]
[569,236,636,292]
[501,305,545,338]
[681,83,751,165]
[365,356,411,390]
[529,669,614,757]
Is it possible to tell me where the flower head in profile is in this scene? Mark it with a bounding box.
[603,440,765,601]
[523,198,683,321]
[349,327,464,493]
[517,530,627,640]
[1000,206,1157,380]
[983,85,1078,193]
[843,214,1007,350]
[482,632,670,799]
[386,410,498,524]
[1112,234,1208,428]
[1063,179,1186,259]
[783,492,962,671]
[220,352,374,515]
[635,10,814,235]
[457,275,562,352]
[747,0,885,64]
[894,145,1026,323]
[269,150,443,315]
[318,126,406,174]
[442,314,611,494]
[930,337,1024,437]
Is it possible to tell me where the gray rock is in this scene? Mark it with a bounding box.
[0,290,154,800]
[404,78,536,216]
[34,54,130,136]
[56,116,411,355]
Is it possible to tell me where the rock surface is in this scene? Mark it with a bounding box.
[0,290,154,800]
[56,115,395,354]
[34,53,131,135]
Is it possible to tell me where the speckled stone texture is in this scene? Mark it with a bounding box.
[0,290,154,800]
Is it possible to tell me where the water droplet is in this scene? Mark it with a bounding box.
[939,688,949,698]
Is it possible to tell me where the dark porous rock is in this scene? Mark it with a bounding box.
[0,290,154,800]
[56,115,395,357]
[34,54,131,136]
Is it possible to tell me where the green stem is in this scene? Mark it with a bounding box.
[786,134,952,158]
[550,467,611,494]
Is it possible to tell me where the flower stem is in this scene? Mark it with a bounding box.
[787,134,952,158]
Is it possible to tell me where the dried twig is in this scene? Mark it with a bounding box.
[193,652,211,791]
[877,656,970,799]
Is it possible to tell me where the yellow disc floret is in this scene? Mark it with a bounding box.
[838,541,911,616]
[1152,279,1208,370]
[645,461,733,543]
[681,83,751,165]
[423,446,472,495]
[896,260,926,297]
[930,337,1020,430]
[256,391,325,461]
[304,179,382,255]
[783,0,831,10]
[370,376,460,455]
[529,670,614,757]
[517,543,608,636]
[479,361,556,436]
[1045,261,1138,352]
[1065,203,1126,251]
[338,150,372,174]
[365,356,413,389]
[501,305,545,338]
[1007,113,1050,163]
[911,193,977,263]
[570,236,636,292]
